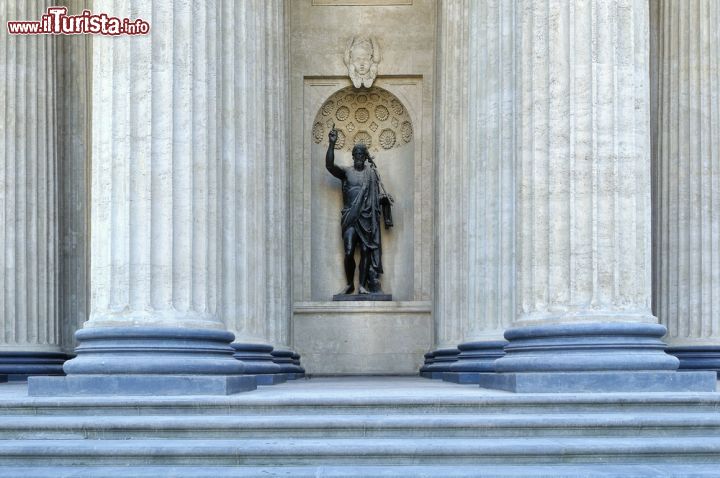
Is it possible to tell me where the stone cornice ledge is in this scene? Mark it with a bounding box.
[294,301,432,314]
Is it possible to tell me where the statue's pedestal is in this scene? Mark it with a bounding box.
[332,293,392,301]
[293,301,431,375]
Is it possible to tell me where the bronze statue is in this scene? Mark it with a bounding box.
[326,127,392,297]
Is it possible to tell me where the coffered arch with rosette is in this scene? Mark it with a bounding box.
[312,86,413,153]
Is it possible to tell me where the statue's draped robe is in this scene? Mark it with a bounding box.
[341,166,383,275]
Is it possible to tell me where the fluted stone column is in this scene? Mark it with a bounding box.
[219,1,300,384]
[653,0,720,375]
[0,0,66,379]
[433,0,514,382]
[58,0,91,356]
[480,0,715,393]
[29,0,254,396]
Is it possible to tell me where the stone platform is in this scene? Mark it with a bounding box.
[0,376,719,476]
[293,302,432,374]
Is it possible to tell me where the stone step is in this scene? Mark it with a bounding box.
[1,378,718,473]
[2,412,720,439]
[1,436,719,466]
[3,464,720,478]
[2,390,719,416]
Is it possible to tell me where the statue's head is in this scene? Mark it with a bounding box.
[352,143,370,170]
[344,36,380,88]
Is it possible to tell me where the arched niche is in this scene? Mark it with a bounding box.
[310,86,415,301]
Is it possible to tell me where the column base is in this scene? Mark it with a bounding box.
[232,343,287,385]
[418,352,435,378]
[483,322,716,393]
[272,349,305,379]
[476,371,716,393]
[28,374,257,396]
[292,352,306,379]
[0,351,68,380]
[666,346,720,376]
[441,340,507,384]
[27,327,255,396]
[418,347,459,379]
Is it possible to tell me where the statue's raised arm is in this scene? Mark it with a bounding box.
[325,128,345,180]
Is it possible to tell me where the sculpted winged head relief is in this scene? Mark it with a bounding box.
[344,36,380,88]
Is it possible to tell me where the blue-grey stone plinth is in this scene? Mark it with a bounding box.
[479,322,715,393]
[442,340,507,384]
[253,374,287,385]
[27,327,256,396]
[476,370,717,393]
[666,346,720,376]
[231,343,286,385]
[28,374,257,396]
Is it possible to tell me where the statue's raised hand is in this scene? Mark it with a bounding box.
[329,128,337,144]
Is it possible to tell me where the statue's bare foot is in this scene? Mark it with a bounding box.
[358,285,370,294]
[338,283,354,295]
